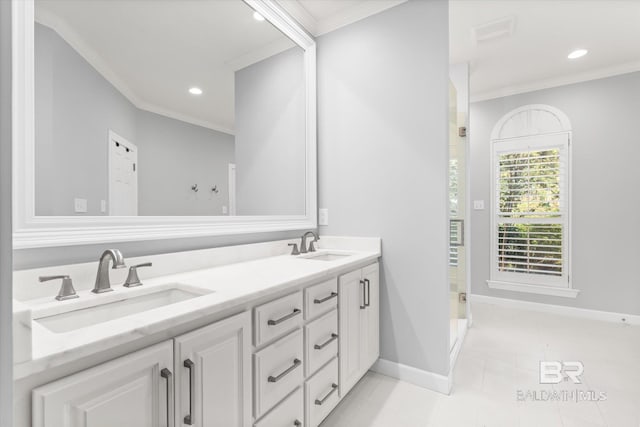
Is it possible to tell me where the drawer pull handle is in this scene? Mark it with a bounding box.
[268,358,301,383]
[294,421,302,427]
[160,368,174,427]
[183,359,195,425]
[315,383,338,406]
[268,309,301,326]
[360,280,366,309]
[314,333,338,350]
[314,292,338,304]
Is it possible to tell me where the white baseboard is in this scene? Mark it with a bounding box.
[470,294,640,325]
[371,358,452,395]
[449,318,468,371]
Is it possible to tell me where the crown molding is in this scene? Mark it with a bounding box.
[276,0,407,37]
[471,60,640,103]
[225,37,296,72]
[274,0,318,36]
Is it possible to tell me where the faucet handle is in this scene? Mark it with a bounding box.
[40,275,79,301]
[308,234,320,252]
[288,243,300,256]
[123,262,153,288]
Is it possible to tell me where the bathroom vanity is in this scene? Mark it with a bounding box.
[8,0,380,424]
[13,237,381,427]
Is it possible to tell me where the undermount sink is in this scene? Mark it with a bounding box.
[299,251,354,262]
[33,285,210,334]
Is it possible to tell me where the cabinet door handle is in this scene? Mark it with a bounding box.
[160,368,174,427]
[314,333,338,350]
[267,309,301,326]
[360,280,366,309]
[183,359,195,425]
[314,291,337,304]
[314,383,338,405]
[268,358,301,383]
[365,278,371,307]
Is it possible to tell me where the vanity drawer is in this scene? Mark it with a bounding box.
[304,309,338,377]
[305,357,339,427]
[254,291,304,347]
[304,278,338,320]
[254,387,303,427]
[254,329,304,418]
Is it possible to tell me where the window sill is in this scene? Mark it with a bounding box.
[486,280,580,298]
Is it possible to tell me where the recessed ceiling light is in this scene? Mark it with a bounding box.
[568,49,588,59]
[253,11,265,22]
[188,87,203,95]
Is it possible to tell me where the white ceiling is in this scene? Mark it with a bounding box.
[35,0,296,134]
[450,0,640,101]
[276,0,407,36]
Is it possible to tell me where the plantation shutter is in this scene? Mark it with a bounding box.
[492,133,569,287]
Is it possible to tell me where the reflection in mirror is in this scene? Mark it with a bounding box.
[34,0,306,217]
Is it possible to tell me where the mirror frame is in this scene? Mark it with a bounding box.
[12,0,317,249]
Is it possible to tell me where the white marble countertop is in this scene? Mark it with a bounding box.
[14,236,381,379]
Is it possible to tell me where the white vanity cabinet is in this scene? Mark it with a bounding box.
[32,341,174,427]
[338,262,380,396]
[32,311,252,427]
[30,261,380,427]
[174,311,252,427]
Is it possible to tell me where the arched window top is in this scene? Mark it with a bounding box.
[491,104,572,140]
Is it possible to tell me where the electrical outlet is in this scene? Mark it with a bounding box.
[473,200,485,210]
[319,208,329,226]
[74,198,88,213]
[100,200,107,213]
[222,206,228,214]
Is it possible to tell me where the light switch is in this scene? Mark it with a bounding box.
[473,200,485,210]
[319,208,329,226]
[74,198,88,213]
[100,200,107,213]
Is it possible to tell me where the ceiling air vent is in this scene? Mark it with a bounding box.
[471,16,515,45]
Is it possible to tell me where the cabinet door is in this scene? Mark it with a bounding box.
[32,341,173,427]
[361,263,380,370]
[338,269,364,396]
[174,311,251,427]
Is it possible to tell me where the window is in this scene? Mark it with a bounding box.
[491,133,570,291]
[449,158,459,266]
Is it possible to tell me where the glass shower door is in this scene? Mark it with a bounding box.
[449,81,467,351]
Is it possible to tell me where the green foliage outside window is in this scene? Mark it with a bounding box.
[498,149,563,276]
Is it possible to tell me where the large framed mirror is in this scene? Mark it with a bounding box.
[12,0,316,249]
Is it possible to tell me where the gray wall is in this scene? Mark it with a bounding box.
[470,72,640,315]
[35,23,234,216]
[35,23,136,216]
[136,110,234,216]
[0,1,13,425]
[317,0,451,376]
[235,47,306,216]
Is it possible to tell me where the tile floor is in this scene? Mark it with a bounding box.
[321,302,640,427]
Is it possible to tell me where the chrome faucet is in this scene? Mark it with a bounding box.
[300,231,320,254]
[93,249,126,293]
